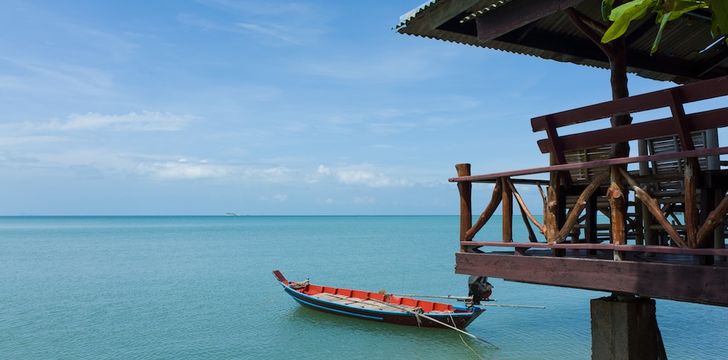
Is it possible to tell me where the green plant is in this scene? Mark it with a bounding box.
[600,0,728,54]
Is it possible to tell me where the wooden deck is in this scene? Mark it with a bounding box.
[451,77,728,308]
[455,250,728,307]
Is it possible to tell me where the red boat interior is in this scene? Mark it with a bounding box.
[274,270,457,313]
[303,284,455,313]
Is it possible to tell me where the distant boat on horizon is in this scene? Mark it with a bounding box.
[224,212,239,216]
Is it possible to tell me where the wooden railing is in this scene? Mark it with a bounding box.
[452,76,728,255]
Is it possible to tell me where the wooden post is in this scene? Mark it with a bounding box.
[502,177,513,242]
[634,198,644,245]
[545,171,560,244]
[685,159,699,247]
[608,166,626,260]
[586,192,598,255]
[643,183,657,246]
[456,164,472,249]
[715,189,726,262]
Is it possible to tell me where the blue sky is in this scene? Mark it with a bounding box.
[0,0,689,215]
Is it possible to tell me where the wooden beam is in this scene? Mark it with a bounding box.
[498,27,702,84]
[544,115,566,164]
[456,163,472,244]
[668,89,695,151]
[455,252,728,307]
[545,172,560,244]
[476,0,586,41]
[459,241,728,256]
[502,177,513,242]
[449,146,728,182]
[608,166,626,259]
[531,75,728,131]
[685,160,699,247]
[536,107,728,153]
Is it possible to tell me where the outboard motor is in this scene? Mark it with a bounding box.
[468,275,493,305]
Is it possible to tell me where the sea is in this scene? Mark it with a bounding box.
[1,216,726,359]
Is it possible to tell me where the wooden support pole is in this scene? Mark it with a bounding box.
[465,179,503,241]
[608,166,626,260]
[456,164,472,247]
[556,172,609,243]
[643,200,657,245]
[714,189,726,262]
[685,159,699,247]
[545,171,561,244]
[634,197,645,245]
[619,167,688,248]
[502,177,513,242]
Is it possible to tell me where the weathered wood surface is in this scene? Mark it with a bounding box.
[544,172,560,243]
[608,166,626,251]
[449,146,728,182]
[502,177,513,242]
[459,241,728,256]
[476,0,585,42]
[531,75,728,131]
[535,107,728,153]
[456,164,472,243]
[684,160,699,246]
[456,252,728,306]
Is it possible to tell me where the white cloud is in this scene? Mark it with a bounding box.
[317,164,331,175]
[138,159,231,179]
[38,111,193,132]
[313,164,413,188]
[273,193,288,202]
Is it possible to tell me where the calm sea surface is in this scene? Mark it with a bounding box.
[0,216,726,359]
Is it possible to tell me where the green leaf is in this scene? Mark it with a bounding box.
[651,13,671,54]
[649,1,708,53]
[661,1,707,21]
[709,0,728,37]
[602,0,658,43]
[602,0,616,21]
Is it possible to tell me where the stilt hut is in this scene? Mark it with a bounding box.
[396,1,728,359]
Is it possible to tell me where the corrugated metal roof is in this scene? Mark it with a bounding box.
[396,0,728,83]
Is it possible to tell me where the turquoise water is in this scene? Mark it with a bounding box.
[0,216,726,359]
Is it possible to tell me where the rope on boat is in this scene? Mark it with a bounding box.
[449,312,487,360]
[365,297,498,349]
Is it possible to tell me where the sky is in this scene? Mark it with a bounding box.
[0,0,704,215]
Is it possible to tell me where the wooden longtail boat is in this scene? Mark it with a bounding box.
[273,270,485,329]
